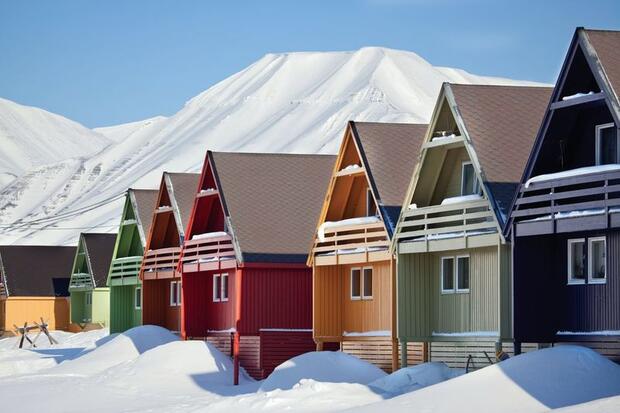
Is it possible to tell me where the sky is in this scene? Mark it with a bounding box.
[1,0,619,128]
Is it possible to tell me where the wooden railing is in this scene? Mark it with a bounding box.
[312,221,389,265]
[109,256,142,284]
[141,247,181,279]
[512,168,620,236]
[181,233,236,272]
[397,199,497,243]
[69,272,93,290]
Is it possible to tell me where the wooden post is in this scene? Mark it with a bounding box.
[400,340,408,368]
[316,340,324,351]
[391,337,399,372]
[233,332,240,385]
[423,341,430,362]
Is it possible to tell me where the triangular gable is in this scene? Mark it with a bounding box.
[69,234,95,290]
[146,174,183,251]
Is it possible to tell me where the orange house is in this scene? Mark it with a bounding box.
[139,172,200,333]
[309,121,427,371]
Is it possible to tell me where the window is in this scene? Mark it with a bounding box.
[221,273,229,301]
[456,256,470,292]
[351,268,361,300]
[177,280,182,305]
[85,292,92,306]
[213,274,221,302]
[596,123,618,165]
[366,189,377,217]
[135,287,142,310]
[362,268,373,299]
[568,239,586,284]
[461,162,481,196]
[441,257,455,293]
[170,281,179,306]
[588,237,606,284]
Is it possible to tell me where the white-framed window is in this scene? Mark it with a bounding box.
[441,257,455,293]
[135,287,142,310]
[213,274,221,302]
[588,237,607,284]
[595,123,618,165]
[461,161,481,196]
[351,268,361,300]
[85,291,92,306]
[456,255,470,292]
[366,188,377,217]
[170,281,179,306]
[221,273,229,302]
[362,267,373,299]
[567,239,586,285]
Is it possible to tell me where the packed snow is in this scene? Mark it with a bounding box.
[562,91,595,101]
[191,231,229,241]
[317,216,381,241]
[440,193,483,205]
[1,327,619,412]
[524,164,620,188]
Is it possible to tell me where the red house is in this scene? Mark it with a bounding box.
[140,172,200,333]
[180,151,335,383]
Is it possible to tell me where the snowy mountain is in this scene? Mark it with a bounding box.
[0,47,545,245]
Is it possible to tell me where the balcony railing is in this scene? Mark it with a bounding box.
[109,255,142,286]
[141,247,181,280]
[396,199,498,252]
[512,167,620,236]
[312,221,390,265]
[181,233,236,272]
[69,272,93,290]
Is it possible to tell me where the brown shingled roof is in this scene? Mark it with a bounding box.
[210,152,336,263]
[449,84,552,218]
[0,246,76,297]
[351,122,428,234]
[165,173,200,235]
[584,29,620,102]
[81,233,117,288]
[130,189,159,243]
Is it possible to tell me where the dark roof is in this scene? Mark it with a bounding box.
[351,122,428,235]
[165,173,200,235]
[130,189,159,242]
[210,152,336,263]
[449,84,553,223]
[81,233,117,288]
[0,246,75,297]
[585,29,620,102]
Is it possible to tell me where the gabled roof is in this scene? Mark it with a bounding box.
[164,173,201,236]
[209,152,336,263]
[0,245,75,297]
[351,122,428,235]
[80,233,117,288]
[130,189,159,245]
[584,29,620,107]
[449,84,552,221]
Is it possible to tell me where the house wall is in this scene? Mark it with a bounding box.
[398,246,502,341]
[70,290,91,324]
[238,267,312,335]
[183,269,236,338]
[92,288,110,326]
[513,229,620,342]
[313,260,392,340]
[142,278,181,332]
[3,297,70,332]
[430,147,469,204]
[110,284,141,333]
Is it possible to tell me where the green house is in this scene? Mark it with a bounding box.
[69,233,116,328]
[107,189,158,333]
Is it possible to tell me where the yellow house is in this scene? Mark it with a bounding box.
[0,246,75,335]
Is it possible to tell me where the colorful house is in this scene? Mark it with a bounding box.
[309,121,427,372]
[69,233,116,329]
[140,172,200,333]
[393,83,551,368]
[180,151,335,382]
[107,189,158,333]
[508,28,620,359]
[0,246,75,334]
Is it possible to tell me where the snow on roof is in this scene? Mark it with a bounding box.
[525,164,620,188]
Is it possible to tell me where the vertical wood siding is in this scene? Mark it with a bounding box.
[259,331,315,377]
[238,267,312,335]
[430,147,469,205]
[313,265,343,338]
[92,288,110,326]
[110,285,142,333]
[142,279,180,332]
[4,297,70,332]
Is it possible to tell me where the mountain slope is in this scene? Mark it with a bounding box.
[0,47,546,245]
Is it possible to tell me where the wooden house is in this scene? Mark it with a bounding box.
[0,246,75,335]
[508,28,620,359]
[107,189,158,333]
[393,83,551,368]
[140,172,200,333]
[69,233,116,329]
[180,151,335,383]
[309,121,427,372]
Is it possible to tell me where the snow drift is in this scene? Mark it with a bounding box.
[369,362,463,396]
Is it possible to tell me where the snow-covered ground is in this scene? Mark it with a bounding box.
[0,326,618,412]
[0,47,546,246]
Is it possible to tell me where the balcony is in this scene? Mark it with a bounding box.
[512,165,620,236]
[69,272,93,291]
[181,232,236,272]
[396,197,498,253]
[141,247,181,280]
[312,217,390,266]
[108,256,143,286]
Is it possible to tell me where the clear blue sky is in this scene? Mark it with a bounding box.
[1,0,619,128]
